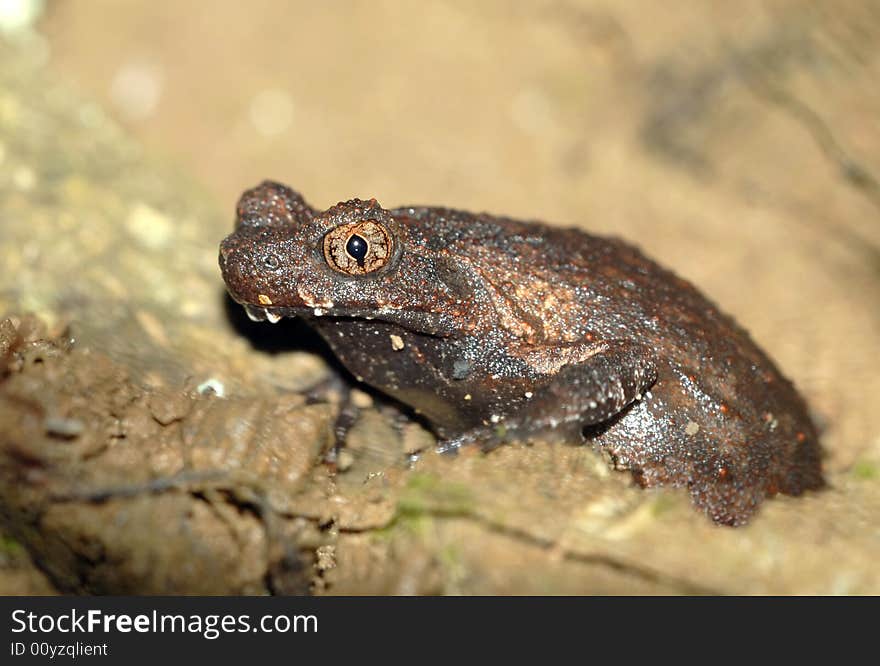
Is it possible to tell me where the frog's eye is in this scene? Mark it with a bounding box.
[323,221,393,275]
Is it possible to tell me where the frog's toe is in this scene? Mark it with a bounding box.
[435,436,465,456]
[435,426,508,455]
[686,470,765,527]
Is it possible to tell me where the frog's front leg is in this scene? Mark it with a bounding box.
[517,340,658,432]
[437,340,657,452]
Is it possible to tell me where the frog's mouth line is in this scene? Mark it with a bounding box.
[243,301,347,323]
[240,303,450,341]
[241,302,339,324]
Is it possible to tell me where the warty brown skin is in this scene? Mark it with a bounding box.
[219,181,823,526]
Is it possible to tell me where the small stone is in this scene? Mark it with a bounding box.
[125,202,172,249]
[350,389,373,409]
[0,317,21,357]
[44,416,84,439]
[389,334,405,351]
[315,544,336,571]
[685,421,700,436]
[336,450,355,472]
[196,378,225,397]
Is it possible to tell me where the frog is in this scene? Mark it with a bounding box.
[219,181,824,526]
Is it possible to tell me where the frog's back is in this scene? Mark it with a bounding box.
[394,205,768,358]
[395,206,823,524]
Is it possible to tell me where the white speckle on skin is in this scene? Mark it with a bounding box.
[313,307,325,317]
[296,285,317,307]
[490,414,501,424]
[524,391,533,399]
[685,421,700,436]
[464,394,472,401]
[265,310,282,324]
[389,334,405,351]
[589,400,597,409]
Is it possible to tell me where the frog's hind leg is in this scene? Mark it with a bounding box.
[590,400,824,526]
[665,434,821,526]
[592,425,760,526]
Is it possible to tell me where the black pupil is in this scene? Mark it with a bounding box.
[345,234,368,265]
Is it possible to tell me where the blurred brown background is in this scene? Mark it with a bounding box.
[0,0,878,594]
[39,1,879,217]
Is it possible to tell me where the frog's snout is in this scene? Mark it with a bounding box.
[218,234,256,303]
[219,231,305,323]
[218,239,232,264]
[218,236,236,280]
